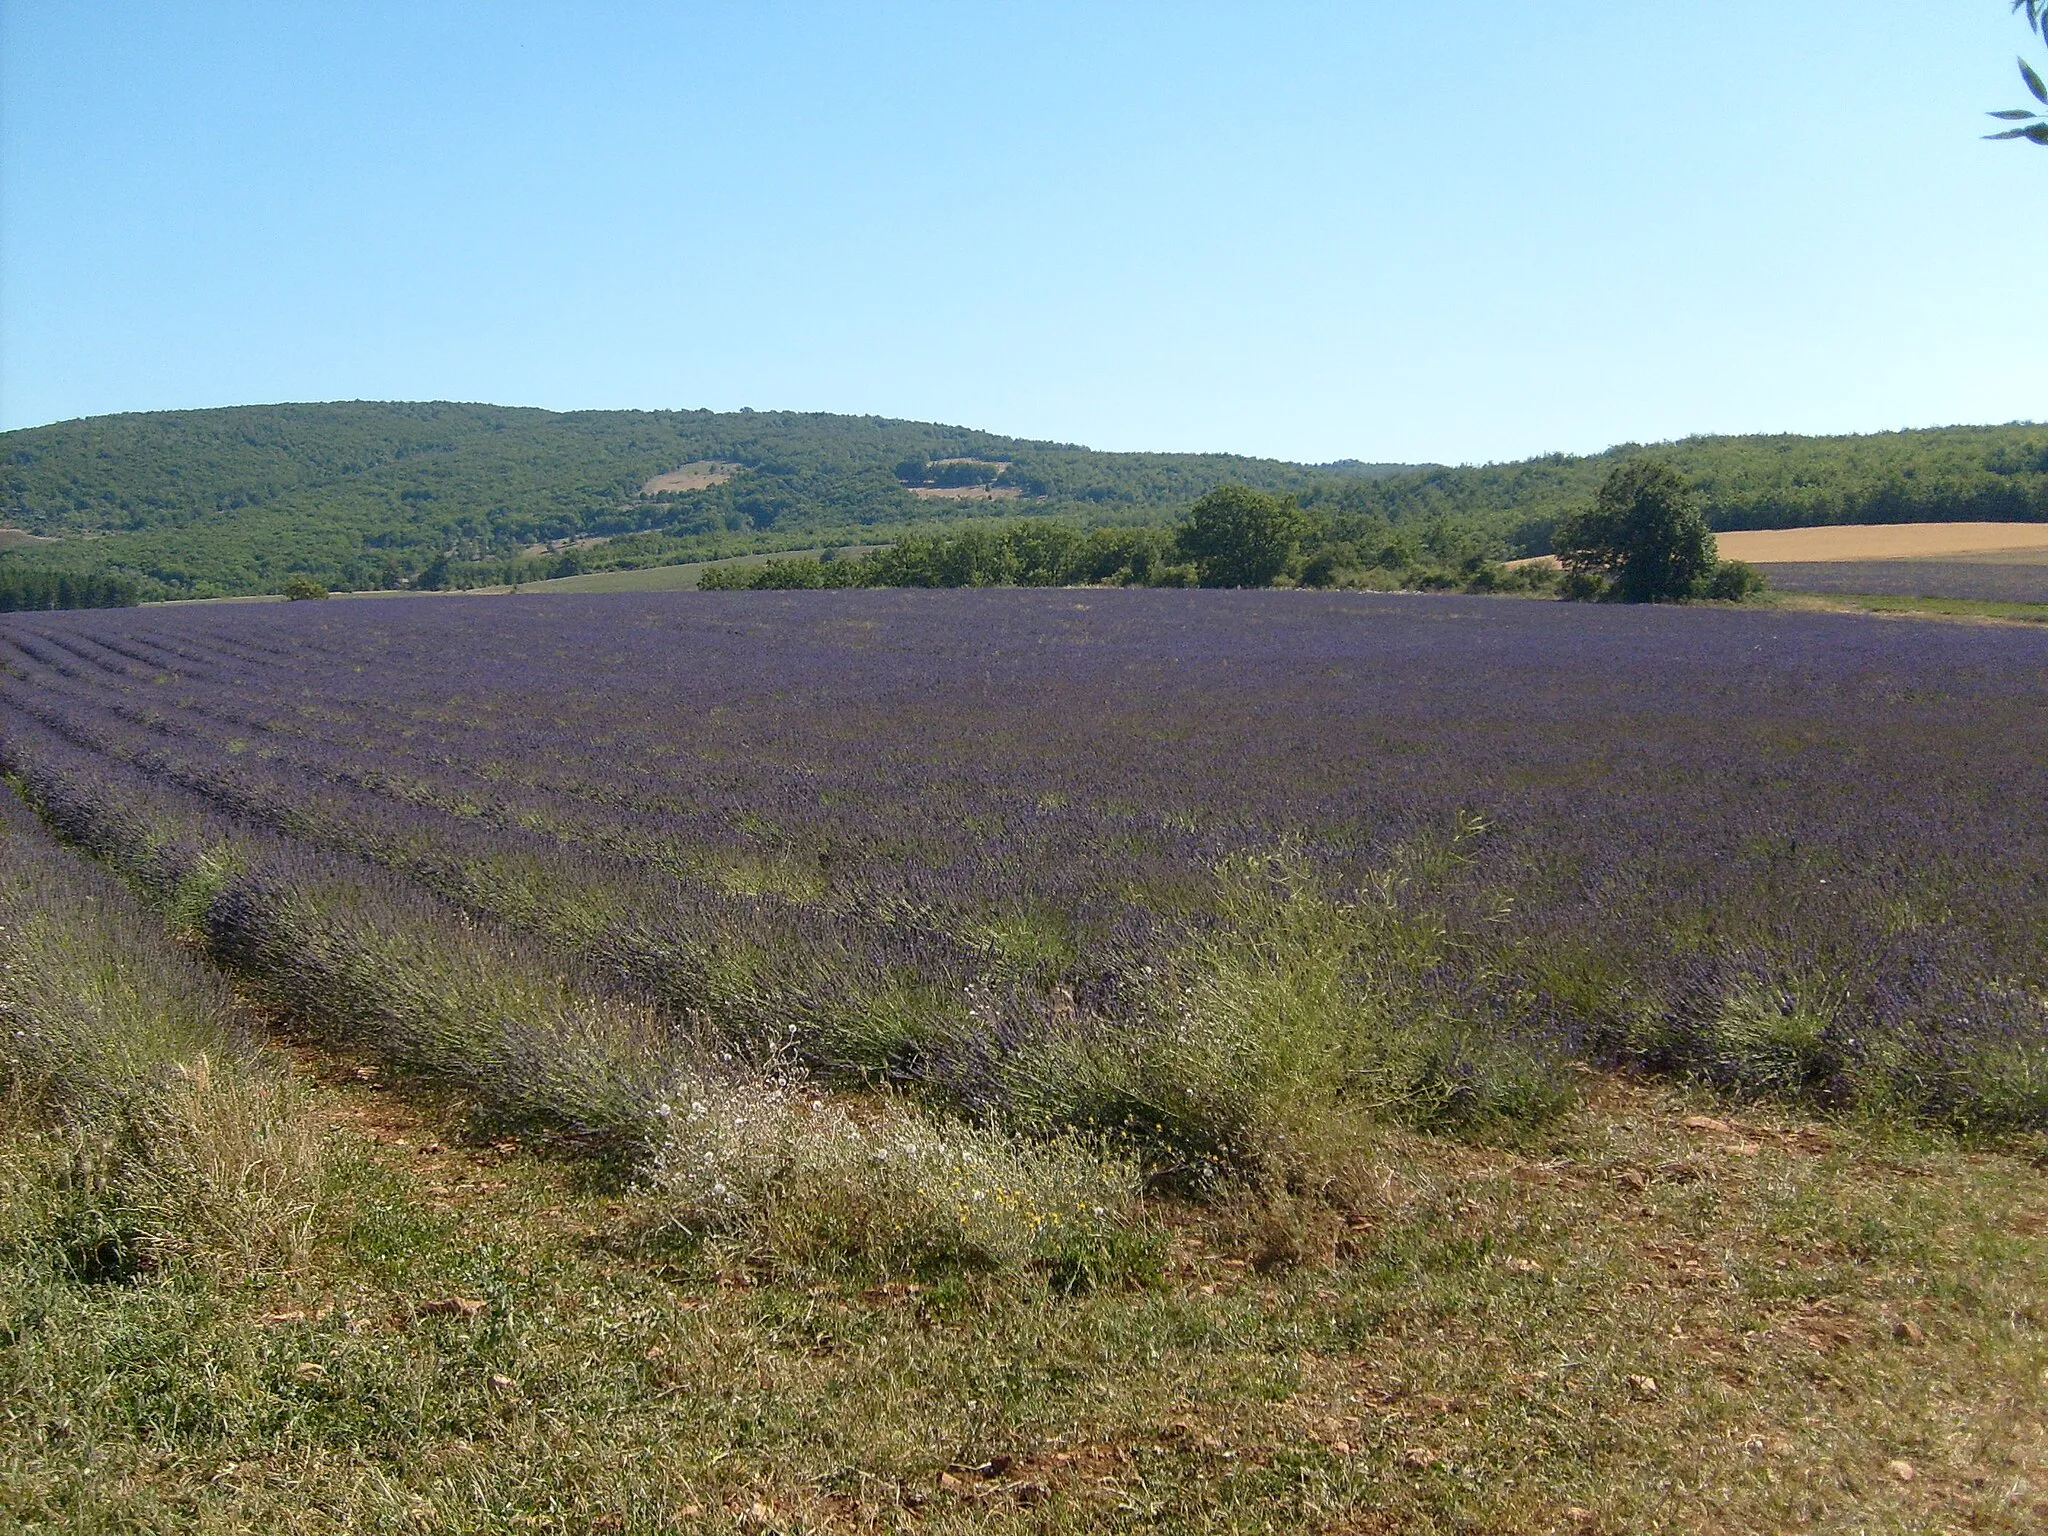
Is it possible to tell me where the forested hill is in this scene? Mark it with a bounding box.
[0,402,1409,597]
[1,401,2043,599]
[1304,424,2048,555]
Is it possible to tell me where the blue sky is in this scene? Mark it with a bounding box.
[1,1,2042,462]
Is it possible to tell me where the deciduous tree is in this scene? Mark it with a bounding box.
[1553,461,1718,603]
[1988,0,2048,144]
[1175,485,1310,588]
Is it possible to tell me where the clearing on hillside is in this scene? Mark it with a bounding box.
[906,483,1025,500]
[639,460,741,496]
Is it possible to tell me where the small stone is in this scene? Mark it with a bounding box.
[1684,1115,1734,1134]
[1887,1459,1915,1481]
[1893,1320,1925,1345]
[1402,1446,1438,1468]
[1625,1374,1659,1399]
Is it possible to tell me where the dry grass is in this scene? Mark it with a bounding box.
[5,1052,2041,1534]
[129,1056,325,1277]
[907,485,1026,501]
[640,461,741,496]
[1714,522,2048,562]
[518,532,619,559]
[641,1079,1147,1281]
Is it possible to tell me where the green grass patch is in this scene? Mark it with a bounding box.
[1785,591,2048,624]
[5,1066,2043,1534]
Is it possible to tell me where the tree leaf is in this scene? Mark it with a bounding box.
[2023,57,2048,104]
[1988,108,2040,119]
[2027,122,2048,143]
[1985,127,2032,139]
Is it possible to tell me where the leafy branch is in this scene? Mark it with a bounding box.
[1988,0,2048,143]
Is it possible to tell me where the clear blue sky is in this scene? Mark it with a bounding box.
[2,1,2042,463]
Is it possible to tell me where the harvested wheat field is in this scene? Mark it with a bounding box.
[1714,522,2048,563]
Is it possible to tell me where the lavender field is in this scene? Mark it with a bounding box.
[4,589,2044,1192]
[1756,559,2048,604]
[8,588,2048,1531]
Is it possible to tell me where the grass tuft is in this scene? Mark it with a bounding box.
[642,1076,1155,1287]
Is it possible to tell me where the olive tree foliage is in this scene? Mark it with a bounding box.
[1989,0,2048,144]
[1175,484,1312,587]
[1552,461,1724,603]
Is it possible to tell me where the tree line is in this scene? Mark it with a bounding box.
[703,462,1763,605]
[0,568,141,612]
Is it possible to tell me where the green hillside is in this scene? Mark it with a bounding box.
[1,401,2043,598]
[1304,424,2048,556]
[0,403,1407,599]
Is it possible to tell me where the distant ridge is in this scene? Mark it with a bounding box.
[1,402,2042,599]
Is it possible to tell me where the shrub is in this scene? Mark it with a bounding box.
[1559,567,1609,602]
[1297,548,1347,588]
[1000,852,1574,1194]
[643,1075,1150,1285]
[1705,558,1768,602]
[732,557,827,590]
[281,575,329,601]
